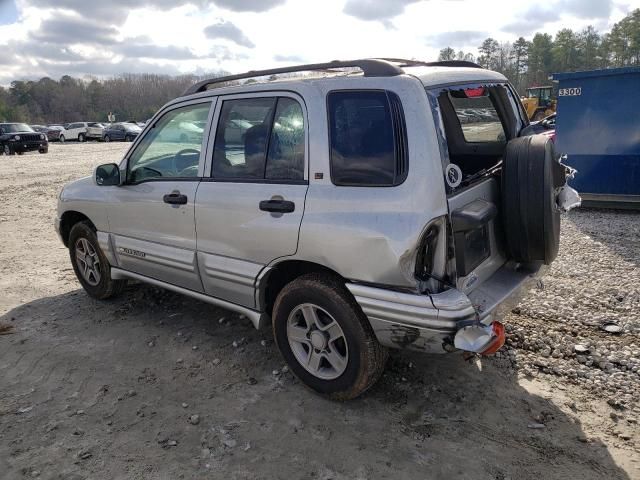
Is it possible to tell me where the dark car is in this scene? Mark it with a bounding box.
[102,122,142,142]
[0,123,48,155]
[32,124,62,142]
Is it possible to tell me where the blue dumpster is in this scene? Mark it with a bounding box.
[552,67,640,207]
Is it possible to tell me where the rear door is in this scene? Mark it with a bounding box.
[106,99,215,291]
[194,92,308,308]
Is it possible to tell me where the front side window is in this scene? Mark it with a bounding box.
[212,96,305,181]
[127,102,211,183]
[328,90,406,186]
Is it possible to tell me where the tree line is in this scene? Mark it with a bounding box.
[0,73,212,124]
[438,8,640,91]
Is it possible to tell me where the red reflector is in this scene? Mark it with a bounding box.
[480,321,505,355]
[464,87,486,98]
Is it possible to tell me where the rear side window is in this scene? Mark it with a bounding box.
[328,90,407,186]
[212,97,305,181]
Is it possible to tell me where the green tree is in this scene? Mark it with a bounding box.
[478,38,499,69]
[438,47,456,61]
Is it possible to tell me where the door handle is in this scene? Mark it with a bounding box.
[163,191,188,205]
[259,199,295,213]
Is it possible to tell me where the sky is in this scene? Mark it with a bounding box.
[0,0,638,85]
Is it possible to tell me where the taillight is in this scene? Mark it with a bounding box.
[415,225,438,281]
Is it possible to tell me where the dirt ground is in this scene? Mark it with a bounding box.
[0,143,638,480]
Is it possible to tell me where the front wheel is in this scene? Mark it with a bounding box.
[59,135,65,143]
[78,133,85,142]
[125,135,132,142]
[4,144,14,155]
[69,221,126,299]
[272,273,387,400]
[104,135,111,142]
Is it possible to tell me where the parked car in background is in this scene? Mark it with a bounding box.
[45,125,64,142]
[60,122,89,143]
[86,122,105,141]
[0,123,48,155]
[102,122,142,142]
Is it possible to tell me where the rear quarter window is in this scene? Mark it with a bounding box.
[328,90,407,186]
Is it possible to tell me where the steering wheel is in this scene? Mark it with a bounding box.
[173,148,200,176]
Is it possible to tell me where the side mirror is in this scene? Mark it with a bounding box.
[95,163,121,186]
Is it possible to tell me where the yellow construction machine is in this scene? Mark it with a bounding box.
[522,86,556,121]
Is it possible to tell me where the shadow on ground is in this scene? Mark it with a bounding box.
[0,284,632,480]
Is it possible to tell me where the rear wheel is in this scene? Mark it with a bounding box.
[78,133,86,142]
[125,134,132,142]
[69,221,126,299]
[272,273,387,400]
[104,135,111,142]
[59,135,65,143]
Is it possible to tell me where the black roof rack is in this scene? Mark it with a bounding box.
[378,58,483,69]
[183,57,484,96]
[183,59,403,96]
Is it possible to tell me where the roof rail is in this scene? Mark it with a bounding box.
[378,58,483,69]
[183,59,404,96]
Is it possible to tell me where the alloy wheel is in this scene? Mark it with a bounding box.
[286,303,349,380]
[74,237,101,286]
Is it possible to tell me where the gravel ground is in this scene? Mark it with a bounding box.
[0,143,638,479]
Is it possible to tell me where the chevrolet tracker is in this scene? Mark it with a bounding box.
[56,59,580,399]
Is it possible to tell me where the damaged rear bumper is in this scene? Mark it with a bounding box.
[347,262,543,354]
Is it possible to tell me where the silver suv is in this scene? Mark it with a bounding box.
[56,59,579,399]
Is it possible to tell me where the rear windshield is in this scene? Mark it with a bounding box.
[449,94,505,143]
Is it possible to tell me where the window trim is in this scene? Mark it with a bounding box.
[204,90,309,185]
[326,89,409,188]
[121,97,215,186]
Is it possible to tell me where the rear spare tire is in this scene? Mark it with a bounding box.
[502,135,565,264]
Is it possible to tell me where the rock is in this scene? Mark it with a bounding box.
[77,450,92,460]
[176,358,183,364]
[189,414,200,425]
[272,370,280,376]
[218,317,226,324]
[148,341,154,347]
[527,423,545,429]
[282,366,289,374]
[261,340,266,347]
[247,377,257,385]
[232,341,238,348]
[127,390,136,397]
[212,358,221,365]
[16,406,33,414]
[181,402,188,408]
[192,346,198,351]
[574,344,590,354]
[222,438,237,448]
[168,440,177,447]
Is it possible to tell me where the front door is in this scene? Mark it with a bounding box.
[195,93,308,307]
[106,99,215,291]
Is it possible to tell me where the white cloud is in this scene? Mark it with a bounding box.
[0,0,638,84]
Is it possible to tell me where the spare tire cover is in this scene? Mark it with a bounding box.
[502,135,565,264]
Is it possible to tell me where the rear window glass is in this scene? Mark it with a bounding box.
[328,90,406,186]
[449,93,505,143]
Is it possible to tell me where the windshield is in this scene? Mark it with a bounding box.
[2,123,34,133]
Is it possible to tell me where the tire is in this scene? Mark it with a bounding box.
[272,273,387,400]
[59,135,65,143]
[16,151,23,155]
[4,144,14,155]
[39,149,47,154]
[125,135,132,142]
[104,135,111,142]
[78,133,85,142]
[502,135,565,265]
[68,221,126,300]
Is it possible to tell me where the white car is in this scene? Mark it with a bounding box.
[60,122,89,143]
